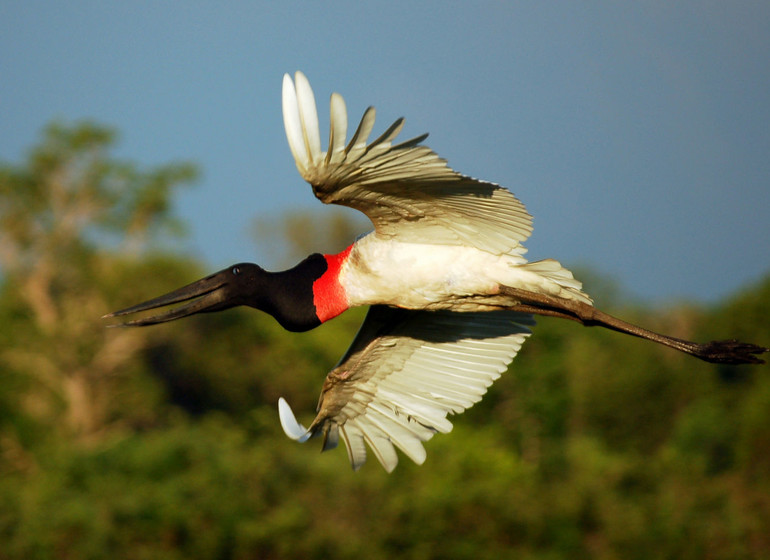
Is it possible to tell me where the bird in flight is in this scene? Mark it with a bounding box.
[105,72,767,472]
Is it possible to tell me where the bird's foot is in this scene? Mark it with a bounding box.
[695,339,768,365]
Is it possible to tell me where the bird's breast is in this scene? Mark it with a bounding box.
[339,234,525,310]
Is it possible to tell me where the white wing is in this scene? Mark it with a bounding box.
[282,71,533,256]
[279,306,534,472]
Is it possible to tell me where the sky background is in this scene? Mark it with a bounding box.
[2,2,768,304]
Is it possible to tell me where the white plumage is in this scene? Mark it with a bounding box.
[280,308,534,472]
[281,72,538,256]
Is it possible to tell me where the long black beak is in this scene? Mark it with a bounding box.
[103,271,231,327]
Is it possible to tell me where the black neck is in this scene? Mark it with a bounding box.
[253,254,328,332]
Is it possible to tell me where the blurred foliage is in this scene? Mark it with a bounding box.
[252,207,369,267]
[0,122,769,559]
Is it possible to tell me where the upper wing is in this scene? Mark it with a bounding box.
[282,72,533,256]
[278,306,534,472]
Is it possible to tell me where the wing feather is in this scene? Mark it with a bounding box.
[339,421,367,470]
[281,75,308,174]
[282,72,533,256]
[278,306,533,471]
[326,93,347,165]
[293,71,322,166]
[345,106,376,158]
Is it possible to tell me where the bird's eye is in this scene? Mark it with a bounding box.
[232,266,240,275]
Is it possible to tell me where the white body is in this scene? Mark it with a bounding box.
[341,232,590,310]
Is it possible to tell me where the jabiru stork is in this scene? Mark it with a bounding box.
[105,72,768,472]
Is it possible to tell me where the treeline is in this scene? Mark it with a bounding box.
[1,122,769,559]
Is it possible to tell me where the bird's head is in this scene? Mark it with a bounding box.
[103,263,267,326]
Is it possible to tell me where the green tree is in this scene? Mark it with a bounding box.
[0,121,197,442]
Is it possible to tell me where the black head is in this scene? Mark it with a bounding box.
[103,263,267,326]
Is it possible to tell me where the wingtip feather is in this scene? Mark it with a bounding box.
[281,73,308,173]
[293,71,322,165]
[278,397,312,442]
[327,92,348,164]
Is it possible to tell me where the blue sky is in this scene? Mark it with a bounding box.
[2,2,768,303]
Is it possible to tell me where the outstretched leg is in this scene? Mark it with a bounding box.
[499,287,768,365]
